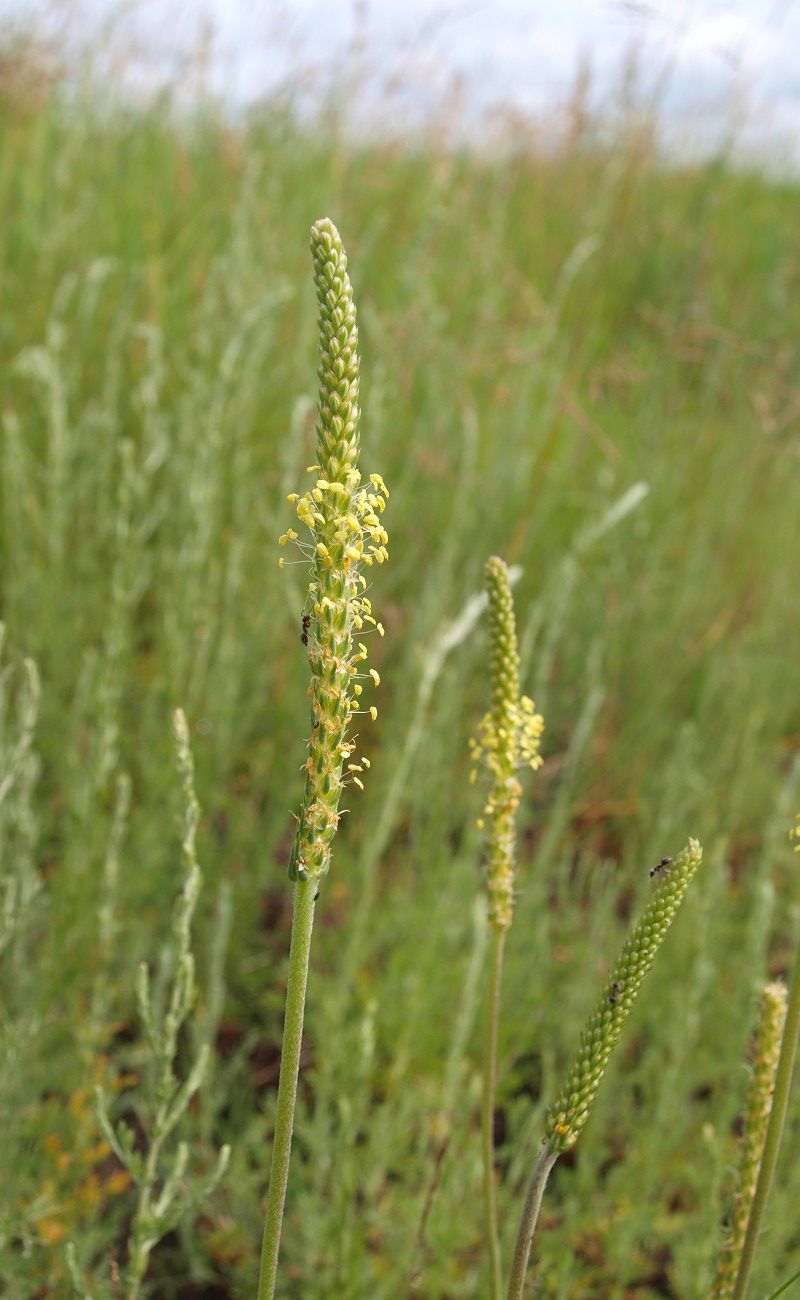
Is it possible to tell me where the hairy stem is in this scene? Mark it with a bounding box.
[483,925,507,1300]
[506,1141,559,1300]
[257,881,317,1300]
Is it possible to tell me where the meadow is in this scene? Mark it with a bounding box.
[1,43,800,1298]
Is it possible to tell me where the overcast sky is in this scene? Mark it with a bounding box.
[5,1,800,159]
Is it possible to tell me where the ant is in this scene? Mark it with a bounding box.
[300,613,312,646]
[608,979,623,1005]
[649,855,673,878]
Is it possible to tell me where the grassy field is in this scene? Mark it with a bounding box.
[1,45,800,1299]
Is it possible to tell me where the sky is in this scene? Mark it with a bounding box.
[4,1,800,161]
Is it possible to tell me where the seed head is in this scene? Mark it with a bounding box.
[545,838,702,1152]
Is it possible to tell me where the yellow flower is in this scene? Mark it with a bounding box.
[282,220,389,883]
[471,556,544,931]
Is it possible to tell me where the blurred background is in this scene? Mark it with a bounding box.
[4,0,800,161]
[1,3,799,1297]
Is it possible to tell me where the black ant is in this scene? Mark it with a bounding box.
[649,855,673,878]
[608,979,623,1005]
[300,613,312,646]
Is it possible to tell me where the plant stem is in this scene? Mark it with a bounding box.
[506,1141,559,1300]
[731,949,800,1300]
[127,1128,164,1297]
[483,925,506,1300]
[765,1262,800,1300]
[257,880,317,1300]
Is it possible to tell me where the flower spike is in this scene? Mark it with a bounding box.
[710,981,787,1299]
[545,838,703,1152]
[470,556,544,930]
[282,219,389,883]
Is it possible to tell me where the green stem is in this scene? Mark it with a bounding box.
[127,1129,163,1297]
[257,880,317,1300]
[483,925,507,1300]
[765,1263,800,1300]
[731,951,800,1300]
[507,1141,559,1300]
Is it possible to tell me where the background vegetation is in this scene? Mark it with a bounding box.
[1,28,799,1298]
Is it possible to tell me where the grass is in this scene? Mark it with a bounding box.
[1,46,800,1297]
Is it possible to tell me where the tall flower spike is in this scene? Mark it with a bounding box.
[470,556,543,930]
[259,223,388,1300]
[471,558,544,1299]
[709,981,787,1299]
[282,219,389,883]
[545,838,703,1152]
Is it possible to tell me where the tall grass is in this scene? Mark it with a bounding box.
[1,52,799,1297]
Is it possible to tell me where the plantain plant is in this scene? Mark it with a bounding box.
[507,839,704,1298]
[470,556,544,1299]
[468,561,706,1298]
[257,218,389,1300]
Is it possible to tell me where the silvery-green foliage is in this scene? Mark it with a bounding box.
[0,625,41,962]
[93,710,229,1299]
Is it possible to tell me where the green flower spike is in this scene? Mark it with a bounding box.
[508,839,703,1300]
[470,556,543,931]
[546,837,703,1152]
[280,217,389,884]
[710,981,787,1300]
